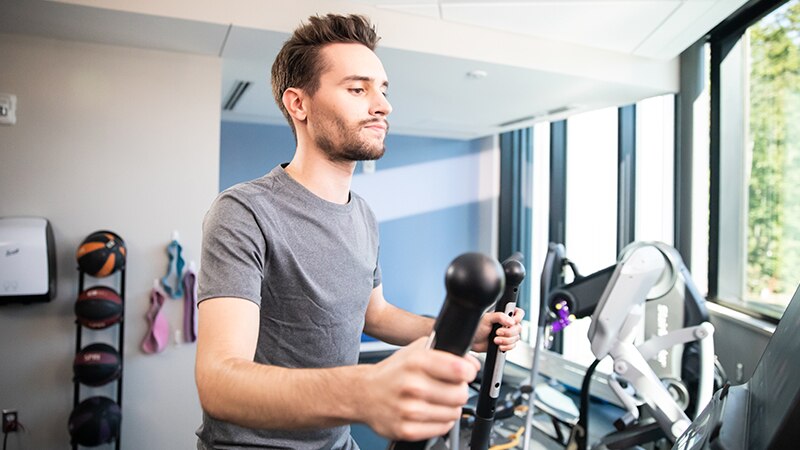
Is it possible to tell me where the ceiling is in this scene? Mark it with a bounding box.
[0,0,747,139]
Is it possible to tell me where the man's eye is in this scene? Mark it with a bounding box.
[349,88,365,94]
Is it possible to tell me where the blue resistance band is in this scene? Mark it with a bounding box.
[161,239,185,299]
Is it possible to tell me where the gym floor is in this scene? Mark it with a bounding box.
[353,353,625,449]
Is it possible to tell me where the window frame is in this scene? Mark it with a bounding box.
[707,0,793,323]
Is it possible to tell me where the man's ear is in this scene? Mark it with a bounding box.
[282,88,307,122]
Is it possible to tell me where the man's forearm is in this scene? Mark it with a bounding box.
[364,302,434,346]
[197,357,371,430]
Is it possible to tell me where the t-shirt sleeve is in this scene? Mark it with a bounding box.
[197,192,266,306]
[373,256,382,289]
[368,207,382,289]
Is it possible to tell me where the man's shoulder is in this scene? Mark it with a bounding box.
[349,191,378,222]
[223,170,280,196]
[217,168,286,204]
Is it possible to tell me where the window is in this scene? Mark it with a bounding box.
[712,0,800,319]
[635,95,675,245]
[565,107,619,273]
[529,122,551,323]
[744,2,800,316]
[561,106,619,371]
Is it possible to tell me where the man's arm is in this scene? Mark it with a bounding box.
[363,284,434,346]
[195,296,479,441]
[363,285,525,351]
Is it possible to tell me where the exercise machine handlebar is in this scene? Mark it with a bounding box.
[470,253,526,450]
[387,252,505,450]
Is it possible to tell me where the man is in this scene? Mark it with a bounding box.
[195,14,524,449]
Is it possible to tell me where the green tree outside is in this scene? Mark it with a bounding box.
[747,0,800,314]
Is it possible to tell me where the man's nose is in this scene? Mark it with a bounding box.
[371,90,392,116]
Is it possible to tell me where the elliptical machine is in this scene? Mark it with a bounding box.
[523,242,720,450]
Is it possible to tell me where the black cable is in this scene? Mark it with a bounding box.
[3,430,8,450]
[577,359,602,450]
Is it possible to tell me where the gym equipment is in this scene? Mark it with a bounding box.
[388,252,506,450]
[73,343,122,387]
[75,286,124,329]
[160,232,185,298]
[72,232,126,450]
[673,283,800,450]
[76,230,126,277]
[524,241,717,449]
[522,242,572,450]
[68,396,121,447]
[141,282,169,354]
[0,216,57,304]
[469,253,526,450]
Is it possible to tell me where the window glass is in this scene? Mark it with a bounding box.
[744,1,800,316]
[562,107,618,371]
[693,45,711,297]
[527,122,550,342]
[565,107,619,273]
[636,95,675,245]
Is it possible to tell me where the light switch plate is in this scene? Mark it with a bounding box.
[0,93,17,125]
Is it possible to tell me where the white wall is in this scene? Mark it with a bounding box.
[0,33,220,449]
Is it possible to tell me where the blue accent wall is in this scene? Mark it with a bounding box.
[219,121,295,191]
[219,121,493,319]
[379,201,489,317]
[374,133,487,170]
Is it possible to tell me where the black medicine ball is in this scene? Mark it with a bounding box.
[68,396,121,447]
[73,343,121,387]
[75,286,123,329]
[76,231,126,277]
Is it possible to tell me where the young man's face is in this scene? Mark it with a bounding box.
[305,43,392,162]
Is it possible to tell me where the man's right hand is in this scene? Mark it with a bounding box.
[359,337,480,441]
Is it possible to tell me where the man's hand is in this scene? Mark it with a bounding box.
[360,337,479,441]
[471,308,525,353]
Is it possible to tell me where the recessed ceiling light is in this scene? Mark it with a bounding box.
[466,69,488,79]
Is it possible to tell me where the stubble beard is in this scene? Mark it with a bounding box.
[315,114,387,163]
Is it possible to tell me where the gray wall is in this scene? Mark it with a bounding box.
[707,303,773,384]
[0,34,220,449]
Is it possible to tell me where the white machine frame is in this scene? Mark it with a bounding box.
[588,244,715,443]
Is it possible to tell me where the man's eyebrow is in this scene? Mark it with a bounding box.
[340,75,389,89]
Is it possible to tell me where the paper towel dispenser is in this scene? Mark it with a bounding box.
[0,217,57,304]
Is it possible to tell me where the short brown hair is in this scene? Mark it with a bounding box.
[271,14,380,134]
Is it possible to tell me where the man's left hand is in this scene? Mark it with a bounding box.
[471,308,525,353]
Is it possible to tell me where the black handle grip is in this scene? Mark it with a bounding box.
[470,255,526,449]
[388,253,505,450]
[471,416,493,450]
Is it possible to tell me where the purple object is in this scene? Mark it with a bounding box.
[183,268,197,343]
[551,300,573,333]
[141,286,168,354]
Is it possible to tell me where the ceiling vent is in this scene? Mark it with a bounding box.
[497,105,579,127]
[223,81,252,111]
[497,115,537,128]
[546,106,573,116]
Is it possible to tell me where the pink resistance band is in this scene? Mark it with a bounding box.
[141,282,169,354]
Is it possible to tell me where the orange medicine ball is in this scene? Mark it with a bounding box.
[76,231,126,277]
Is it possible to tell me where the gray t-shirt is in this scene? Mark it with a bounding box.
[196,164,381,450]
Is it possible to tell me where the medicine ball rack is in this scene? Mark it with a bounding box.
[72,267,125,450]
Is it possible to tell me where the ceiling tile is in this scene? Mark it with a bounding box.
[377,4,442,20]
[0,0,227,56]
[440,1,683,54]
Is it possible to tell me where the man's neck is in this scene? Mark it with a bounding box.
[284,147,356,205]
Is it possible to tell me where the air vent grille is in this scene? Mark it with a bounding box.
[223,81,252,111]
